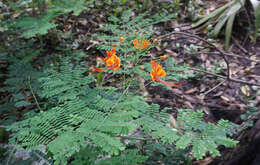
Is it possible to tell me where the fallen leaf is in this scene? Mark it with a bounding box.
[184,101,194,109]
[185,88,198,94]
[165,49,178,57]
[241,85,250,96]
[12,13,21,18]
[221,95,230,102]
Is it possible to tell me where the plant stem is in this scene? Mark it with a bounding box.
[28,76,42,112]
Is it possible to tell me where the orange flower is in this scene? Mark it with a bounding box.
[150,60,181,87]
[133,39,150,50]
[94,48,120,71]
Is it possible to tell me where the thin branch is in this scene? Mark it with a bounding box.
[207,52,259,63]
[188,67,226,78]
[188,67,260,87]
[28,76,42,112]
[186,51,259,62]
[234,113,259,140]
[204,80,227,96]
[157,31,260,86]
[232,36,248,54]
[116,135,153,141]
[157,31,231,80]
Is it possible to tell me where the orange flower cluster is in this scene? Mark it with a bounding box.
[133,39,149,50]
[94,48,120,71]
[93,37,180,88]
[150,60,181,87]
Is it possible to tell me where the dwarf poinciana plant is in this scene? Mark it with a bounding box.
[93,44,181,87]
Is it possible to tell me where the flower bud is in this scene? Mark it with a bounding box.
[112,43,118,47]
[140,65,145,70]
[120,36,125,42]
[160,55,168,60]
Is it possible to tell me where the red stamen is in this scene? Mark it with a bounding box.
[93,62,119,72]
[93,67,114,72]
[154,77,181,87]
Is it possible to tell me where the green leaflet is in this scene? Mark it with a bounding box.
[176,134,193,149]
[192,1,235,28]
[225,12,236,49]
[251,0,260,42]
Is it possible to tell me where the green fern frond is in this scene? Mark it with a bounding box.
[14,16,57,38]
[39,63,94,102]
[176,109,238,160]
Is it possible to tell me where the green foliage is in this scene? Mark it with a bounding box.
[176,109,238,159]
[49,0,89,16]
[2,2,241,164]
[95,10,177,49]
[192,0,260,48]
[92,10,195,88]
[14,15,58,38]
[7,55,238,164]
[251,0,260,42]
[240,106,258,128]
[144,141,192,165]
[39,61,94,102]
[96,149,148,165]
[5,0,91,38]
[70,146,100,165]
[0,41,44,125]
[7,58,147,164]
[165,57,196,81]
[71,147,147,165]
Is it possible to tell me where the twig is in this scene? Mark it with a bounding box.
[157,31,231,80]
[188,67,260,87]
[188,67,226,78]
[157,31,260,86]
[28,76,42,112]
[234,113,259,140]
[232,36,248,54]
[204,80,227,96]
[207,52,259,63]
[116,135,153,141]
[186,51,259,62]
